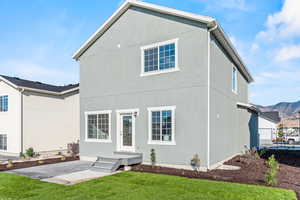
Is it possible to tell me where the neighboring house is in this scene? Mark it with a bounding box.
[0,75,80,156]
[73,0,257,170]
[258,111,280,145]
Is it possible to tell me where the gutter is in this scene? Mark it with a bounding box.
[206,23,218,171]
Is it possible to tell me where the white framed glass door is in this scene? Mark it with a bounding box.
[116,109,138,152]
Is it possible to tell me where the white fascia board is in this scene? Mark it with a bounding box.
[0,76,20,90]
[20,87,79,96]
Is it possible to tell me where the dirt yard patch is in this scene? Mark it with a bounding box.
[132,150,300,199]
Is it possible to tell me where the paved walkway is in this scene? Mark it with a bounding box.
[7,160,114,184]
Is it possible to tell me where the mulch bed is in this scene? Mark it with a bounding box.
[0,156,79,171]
[132,151,300,199]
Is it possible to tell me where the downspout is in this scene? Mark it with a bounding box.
[20,88,25,154]
[207,22,218,170]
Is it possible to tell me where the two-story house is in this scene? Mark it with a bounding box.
[73,0,258,171]
[0,75,80,156]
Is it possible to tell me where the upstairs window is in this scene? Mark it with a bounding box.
[232,66,238,93]
[141,39,179,76]
[0,96,8,112]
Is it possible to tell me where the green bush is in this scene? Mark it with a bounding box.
[265,155,279,186]
[25,147,37,158]
[19,152,25,159]
[150,149,156,167]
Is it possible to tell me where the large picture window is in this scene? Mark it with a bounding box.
[0,134,7,151]
[0,96,8,112]
[141,39,179,76]
[147,106,176,145]
[85,110,112,142]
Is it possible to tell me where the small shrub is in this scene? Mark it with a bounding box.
[6,161,13,169]
[265,155,279,186]
[25,147,37,158]
[191,154,201,171]
[150,149,156,167]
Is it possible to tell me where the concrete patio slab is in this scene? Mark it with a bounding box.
[43,170,118,185]
[7,160,93,179]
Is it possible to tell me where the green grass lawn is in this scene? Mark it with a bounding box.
[0,171,296,200]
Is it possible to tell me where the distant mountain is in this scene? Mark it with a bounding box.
[257,101,300,119]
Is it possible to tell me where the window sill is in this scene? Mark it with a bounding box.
[141,68,180,77]
[148,141,176,145]
[85,139,112,143]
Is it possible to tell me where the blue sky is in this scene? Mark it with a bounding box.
[0,0,299,106]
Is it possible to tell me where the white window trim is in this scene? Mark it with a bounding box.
[147,106,176,145]
[232,66,238,94]
[85,110,112,143]
[140,38,179,77]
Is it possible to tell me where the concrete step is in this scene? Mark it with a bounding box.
[90,156,122,173]
[93,162,115,168]
[90,165,115,173]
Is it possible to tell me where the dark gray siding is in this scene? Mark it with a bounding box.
[79,7,209,166]
[209,35,250,166]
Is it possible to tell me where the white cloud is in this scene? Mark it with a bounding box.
[275,44,300,62]
[257,0,300,41]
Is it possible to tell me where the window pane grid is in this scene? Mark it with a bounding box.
[144,47,158,72]
[98,114,109,140]
[0,96,8,112]
[87,113,110,140]
[144,42,176,73]
[159,43,175,70]
[151,110,172,142]
[0,134,7,151]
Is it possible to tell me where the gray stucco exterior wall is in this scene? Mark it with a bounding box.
[78,5,254,168]
[79,7,210,166]
[209,35,252,166]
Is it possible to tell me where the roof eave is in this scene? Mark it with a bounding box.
[21,86,79,96]
[209,21,254,83]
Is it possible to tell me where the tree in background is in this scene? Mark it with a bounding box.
[277,123,284,139]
